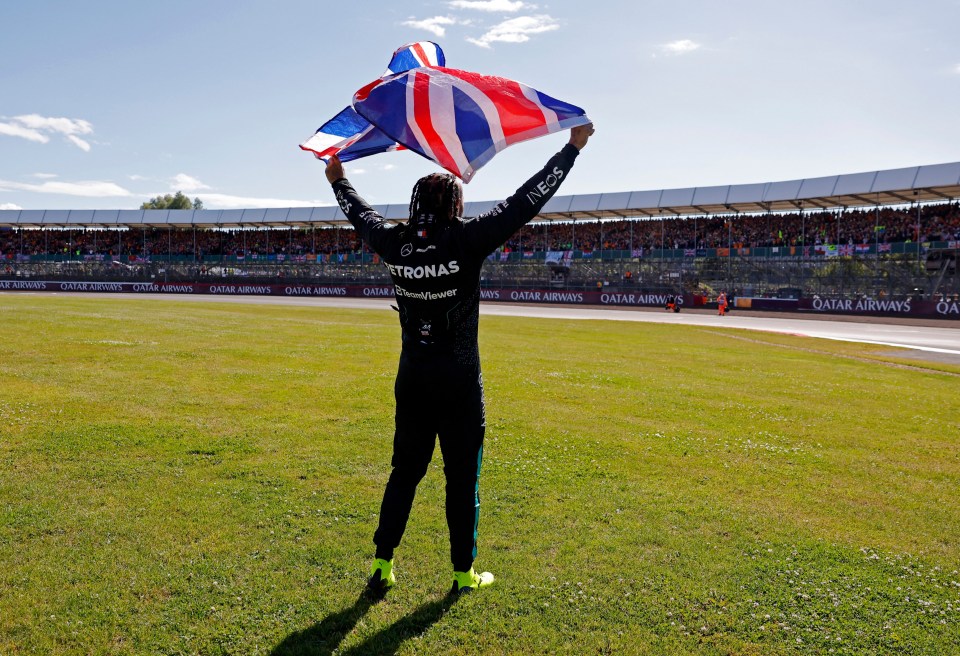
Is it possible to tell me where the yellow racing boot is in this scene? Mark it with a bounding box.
[451,567,494,595]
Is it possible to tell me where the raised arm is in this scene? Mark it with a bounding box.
[325,154,395,255]
[461,124,594,259]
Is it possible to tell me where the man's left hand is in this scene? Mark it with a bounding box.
[325,154,345,184]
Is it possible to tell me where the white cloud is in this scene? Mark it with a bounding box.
[128,174,147,181]
[0,179,132,198]
[449,0,528,11]
[0,121,49,144]
[147,175,313,208]
[954,63,960,74]
[191,193,326,209]
[66,135,92,152]
[660,39,701,55]
[467,14,558,48]
[172,173,211,192]
[32,173,58,179]
[14,114,93,136]
[403,15,458,37]
[0,175,326,208]
[0,114,95,150]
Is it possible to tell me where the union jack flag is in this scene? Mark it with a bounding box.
[839,244,853,256]
[301,42,590,182]
[299,106,403,163]
[299,43,445,162]
[353,66,589,182]
[381,41,445,76]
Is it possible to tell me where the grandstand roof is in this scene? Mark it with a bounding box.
[2,161,959,228]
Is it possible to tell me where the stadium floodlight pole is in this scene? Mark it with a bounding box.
[599,220,603,261]
[800,202,805,257]
[837,209,841,251]
[659,209,664,270]
[875,202,879,257]
[728,211,733,285]
[676,214,681,284]
[915,195,921,274]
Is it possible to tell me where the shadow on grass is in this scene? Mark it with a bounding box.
[271,591,458,656]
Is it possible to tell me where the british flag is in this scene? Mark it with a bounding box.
[299,43,445,163]
[300,42,590,182]
[381,41,445,76]
[299,106,402,163]
[353,66,589,182]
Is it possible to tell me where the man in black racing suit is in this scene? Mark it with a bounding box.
[324,123,594,596]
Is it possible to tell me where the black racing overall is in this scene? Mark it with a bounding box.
[332,143,580,571]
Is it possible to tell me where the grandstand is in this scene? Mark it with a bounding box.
[2,161,959,316]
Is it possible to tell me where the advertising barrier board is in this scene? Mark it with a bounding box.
[1,281,957,318]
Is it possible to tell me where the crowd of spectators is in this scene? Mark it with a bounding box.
[0,225,362,259]
[503,202,960,252]
[2,202,958,259]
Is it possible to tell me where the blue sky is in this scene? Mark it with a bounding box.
[1,0,958,211]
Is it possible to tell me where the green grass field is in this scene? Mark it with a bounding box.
[1,295,958,655]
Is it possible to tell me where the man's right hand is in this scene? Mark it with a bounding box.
[569,123,595,151]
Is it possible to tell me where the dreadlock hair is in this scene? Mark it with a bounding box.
[407,172,463,237]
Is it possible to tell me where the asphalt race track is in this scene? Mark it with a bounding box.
[478,303,960,363]
[7,292,959,365]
